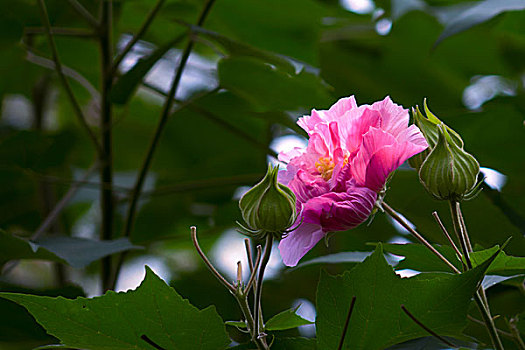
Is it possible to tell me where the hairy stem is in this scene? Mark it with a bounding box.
[235,291,269,350]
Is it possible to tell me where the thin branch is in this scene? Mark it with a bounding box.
[111,0,166,74]
[142,82,278,158]
[337,296,357,350]
[24,26,96,37]
[432,211,463,262]
[26,50,101,106]
[36,0,103,156]
[467,315,513,339]
[245,238,255,273]
[32,163,98,240]
[382,202,460,274]
[245,245,262,293]
[2,163,98,276]
[99,0,114,293]
[121,87,219,242]
[190,226,235,293]
[401,305,457,348]
[66,0,99,28]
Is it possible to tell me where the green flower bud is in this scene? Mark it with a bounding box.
[408,100,463,170]
[418,124,480,201]
[239,164,297,238]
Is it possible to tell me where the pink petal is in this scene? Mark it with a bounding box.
[370,96,410,137]
[326,95,358,119]
[301,188,377,232]
[351,127,396,187]
[278,223,325,267]
[288,169,330,204]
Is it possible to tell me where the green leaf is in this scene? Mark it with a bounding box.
[264,305,313,331]
[218,56,332,113]
[436,0,525,45]
[382,243,525,275]
[187,24,296,74]
[225,320,247,328]
[316,244,498,350]
[0,230,142,269]
[292,251,373,270]
[0,267,230,350]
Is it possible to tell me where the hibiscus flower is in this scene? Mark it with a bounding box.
[278,96,428,266]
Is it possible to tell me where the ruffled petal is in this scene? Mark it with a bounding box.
[370,96,410,137]
[301,187,377,232]
[278,223,325,267]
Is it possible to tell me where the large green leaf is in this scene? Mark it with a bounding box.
[316,244,497,350]
[0,267,230,350]
[0,230,141,269]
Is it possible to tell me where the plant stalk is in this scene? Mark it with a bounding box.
[110,0,218,290]
[253,235,273,341]
[99,0,114,293]
[382,202,460,273]
[449,200,504,350]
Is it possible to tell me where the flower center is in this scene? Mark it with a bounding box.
[315,157,336,181]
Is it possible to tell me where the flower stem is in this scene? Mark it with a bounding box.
[449,200,504,350]
[235,290,269,350]
[253,235,273,341]
[190,226,235,293]
[382,202,460,273]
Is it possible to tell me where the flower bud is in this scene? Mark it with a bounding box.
[408,100,463,170]
[418,124,480,201]
[239,164,297,238]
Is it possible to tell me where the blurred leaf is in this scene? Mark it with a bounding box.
[110,35,183,105]
[436,0,525,45]
[264,306,313,331]
[218,56,332,113]
[34,236,142,268]
[208,0,328,65]
[0,267,230,350]
[0,230,141,269]
[188,24,295,73]
[316,244,497,350]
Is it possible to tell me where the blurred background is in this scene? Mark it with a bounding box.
[0,0,524,348]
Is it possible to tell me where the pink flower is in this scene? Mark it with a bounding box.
[278,96,428,266]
